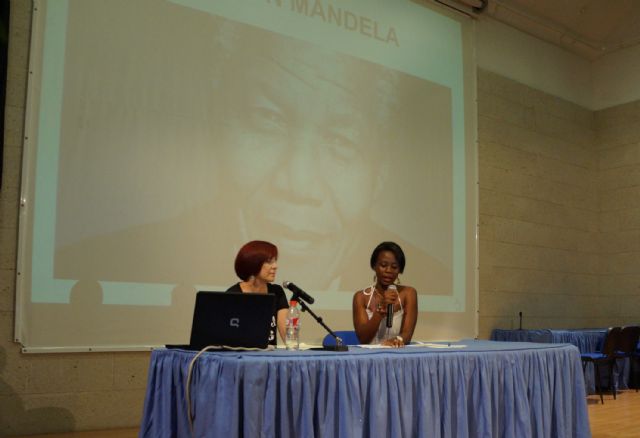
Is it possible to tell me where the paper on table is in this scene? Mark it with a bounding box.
[408,342,467,348]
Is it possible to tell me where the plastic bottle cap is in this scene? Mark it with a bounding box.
[289,300,298,306]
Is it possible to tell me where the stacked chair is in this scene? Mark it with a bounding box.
[616,325,640,391]
[581,325,640,404]
[580,326,622,404]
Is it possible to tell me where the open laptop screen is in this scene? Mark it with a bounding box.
[187,291,276,350]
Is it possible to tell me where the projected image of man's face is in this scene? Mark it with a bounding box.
[212,28,395,288]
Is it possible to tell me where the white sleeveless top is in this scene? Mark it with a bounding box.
[363,286,404,344]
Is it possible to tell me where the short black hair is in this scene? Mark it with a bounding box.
[370,241,405,273]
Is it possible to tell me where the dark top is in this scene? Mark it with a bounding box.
[225,283,289,346]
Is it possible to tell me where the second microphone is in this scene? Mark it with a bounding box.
[282,281,315,304]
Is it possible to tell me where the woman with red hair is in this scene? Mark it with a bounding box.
[226,240,288,346]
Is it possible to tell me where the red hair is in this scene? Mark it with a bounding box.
[234,240,278,281]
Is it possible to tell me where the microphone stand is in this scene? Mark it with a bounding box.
[294,295,349,352]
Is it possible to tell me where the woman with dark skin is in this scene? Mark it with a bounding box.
[226,240,288,345]
[352,242,418,347]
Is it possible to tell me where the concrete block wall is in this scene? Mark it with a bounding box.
[477,69,602,338]
[478,69,640,339]
[596,102,640,323]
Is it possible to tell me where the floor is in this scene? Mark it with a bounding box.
[587,389,640,438]
[13,390,640,437]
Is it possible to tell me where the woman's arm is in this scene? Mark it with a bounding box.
[352,291,385,344]
[271,284,290,344]
[276,307,288,343]
[398,286,418,343]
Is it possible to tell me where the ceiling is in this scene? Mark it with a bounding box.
[441,0,640,60]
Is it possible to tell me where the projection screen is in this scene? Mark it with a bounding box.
[15,0,477,352]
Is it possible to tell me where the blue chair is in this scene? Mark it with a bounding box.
[322,330,360,346]
[581,326,622,404]
[614,325,640,391]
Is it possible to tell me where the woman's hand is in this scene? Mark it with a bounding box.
[380,287,399,310]
[381,336,405,348]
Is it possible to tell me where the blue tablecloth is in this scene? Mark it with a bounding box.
[490,328,631,394]
[490,329,606,354]
[139,341,590,438]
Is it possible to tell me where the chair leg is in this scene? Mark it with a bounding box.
[632,356,638,392]
[610,360,617,400]
[594,362,604,404]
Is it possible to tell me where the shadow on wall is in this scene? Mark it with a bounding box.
[0,347,76,437]
[27,281,197,347]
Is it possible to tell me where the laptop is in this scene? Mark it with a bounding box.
[168,291,276,350]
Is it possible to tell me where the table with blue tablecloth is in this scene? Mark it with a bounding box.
[490,328,631,394]
[139,340,590,438]
[491,328,606,353]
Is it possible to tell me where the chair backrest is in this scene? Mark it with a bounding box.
[617,325,640,355]
[322,330,360,346]
[601,326,622,356]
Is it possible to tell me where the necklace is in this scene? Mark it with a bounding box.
[365,283,395,312]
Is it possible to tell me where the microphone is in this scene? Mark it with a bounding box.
[386,285,397,328]
[282,281,315,304]
[519,311,523,330]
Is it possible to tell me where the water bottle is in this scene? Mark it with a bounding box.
[285,299,300,350]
